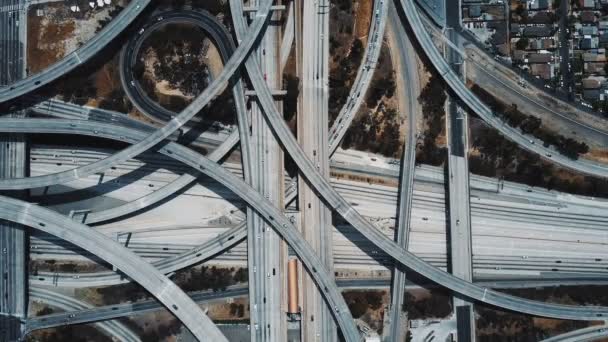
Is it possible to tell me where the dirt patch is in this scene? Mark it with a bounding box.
[477,304,595,342]
[329,0,359,121]
[585,148,608,164]
[205,42,223,79]
[27,2,127,74]
[355,0,372,38]
[27,13,74,73]
[331,169,398,187]
[343,290,388,334]
[207,297,250,320]
[469,117,608,198]
[341,43,403,158]
[91,56,125,106]
[156,80,192,98]
[30,259,109,274]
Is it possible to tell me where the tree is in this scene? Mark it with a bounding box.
[36,306,54,316]
[348,301,368,318]
[349,38,364,62]
[553,0,561,8]
[515,37,529,50]
[283,74,299,121]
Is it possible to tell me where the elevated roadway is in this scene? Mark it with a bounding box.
[327,0,388,152]
[27,286,249,334]
[398,0,608,179]
[298,0,335,339]
[30,223,246,287]
[119,9,240,124]
[6,118,608,327]
[0,0,274,190]
[2,0,606,339]
[0,195,227,341]
[19,81,608,329]
[231,0,285,339]
[417,9,608,148]
[0,1,28,340]
[0,0,151,102]
[25,147,608,274]
[29,287,140,342]
[0,117,362,341]
[444,5,476,339]
[30,96,241,225]
[234,3,608,322]
[540,324,608,342]
[386,2,419,340]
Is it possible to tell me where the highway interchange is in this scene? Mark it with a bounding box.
[1,0,608,341]
[0,0,27,340]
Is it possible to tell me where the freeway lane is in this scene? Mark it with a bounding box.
[234,2,608,321]
[30,98,242,225]
[28,287,140,342]
[399,0,608,179]
[0,1,28,340]
[229,1,281,340]
[0,195,227,341]
[23,150,608,289]
[0,118,362,341]
[0,0,273,190]
[298,0,335,339]
[0,0,151,102]
[328,0,388,152]
[9,120,608,323]
[540,324,608,342]
[27,286,249,333]
[30,224,247,287]
[386,1,419,339]
[120,9,239,123]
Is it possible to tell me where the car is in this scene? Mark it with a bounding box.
[138,28,145,34]
[422,217,428,221]
[130,80,135,87]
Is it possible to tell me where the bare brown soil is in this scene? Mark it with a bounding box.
[27,13,74,73]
